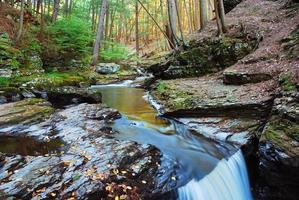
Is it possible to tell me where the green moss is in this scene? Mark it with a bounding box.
[10,72,88,89]
[15,98,49,106]
[264,116,299,149]
[154,81,195,110]
[0,77,10,86]
[156,81,167,95]
[279,74,296,91]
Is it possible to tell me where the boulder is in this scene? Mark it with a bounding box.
[44,86,102,108]
[148,35,259,79]
[0,87,22,104]
[0,69,12,78]
[96,63,120,74]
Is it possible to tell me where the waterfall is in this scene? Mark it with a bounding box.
[178,150,252,200]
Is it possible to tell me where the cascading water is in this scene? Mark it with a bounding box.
[178,150,252,200]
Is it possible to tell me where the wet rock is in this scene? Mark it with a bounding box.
[177,117,262,147]
[223,69,272,85]
[0,98,54,126]
[0,87,21,104]
[45,86,102,108]
[258,91,299,200]
[96,63,121,74]
[0,103,174,199]
[0,69,12,78]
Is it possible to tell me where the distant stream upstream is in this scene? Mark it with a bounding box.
[91,84,253,200]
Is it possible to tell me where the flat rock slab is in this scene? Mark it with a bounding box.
[0,98,54,126]
[152,76,276,118]
[0,103,174,199]
[177,117,263,147]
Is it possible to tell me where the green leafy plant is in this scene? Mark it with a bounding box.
[100,41,130,62]
[280,74,296,91]
[44,17,93,66]
[0,77,10,86]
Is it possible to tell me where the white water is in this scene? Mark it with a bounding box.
[178,150,252,200]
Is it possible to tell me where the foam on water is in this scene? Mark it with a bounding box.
[178,150,252,200]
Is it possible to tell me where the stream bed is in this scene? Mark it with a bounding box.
[91,85,253,200]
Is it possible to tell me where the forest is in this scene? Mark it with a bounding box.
[0,0,298,199]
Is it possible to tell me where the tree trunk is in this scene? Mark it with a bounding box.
[104,4,109,49]
[16,0,25,42]
[214,0,227,35]
[200,0,208,28]
[183,0,192,34]
[52,0,60,21]
[175,0,185,44]
[168,0,177,36]
[92,0,108,66]
[64,0,69,16]
[135,1,139,56]
[218,0,227,32]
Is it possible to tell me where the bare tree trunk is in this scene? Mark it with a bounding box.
[16,0,25,42]
[135,1,139,56]
[92,0,108,66]
[175,0,185,45]
[183,0,192,34]
[200,0,208,29]
[52,0,60,21]
[218,0,227,32]
[64,0,68,16]
[168,0,177,37]
[214,0,226,35]
[104,4,109,49]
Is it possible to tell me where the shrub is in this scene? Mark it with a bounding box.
[100,41,130,62]
[44,17,93,67]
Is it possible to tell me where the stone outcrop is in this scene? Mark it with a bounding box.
[0,98,54,126]
[151,77,275,118]
[0,102,177,199]
[258,90,299,200]
[44,86,102,108]
[148,35,259,80]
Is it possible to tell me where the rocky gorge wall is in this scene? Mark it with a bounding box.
[148,0,299,199]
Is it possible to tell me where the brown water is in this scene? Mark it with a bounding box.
[94,86,169,128]
[92,86,236,184]
[0,136,64,156]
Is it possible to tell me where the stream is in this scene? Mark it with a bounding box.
[91,85,253,200]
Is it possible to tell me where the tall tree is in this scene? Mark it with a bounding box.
[52,0,60,21]
[16,0,25,42]
[214,0,226,35]
[200,0,208,28]
[92,0,108,65]
[135,0,139,55]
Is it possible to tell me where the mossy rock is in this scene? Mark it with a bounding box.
[261,116,299,157]
[0,98,54,126]
[154,35,258,79]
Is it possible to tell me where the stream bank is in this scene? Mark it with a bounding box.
[147,0,299,199]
